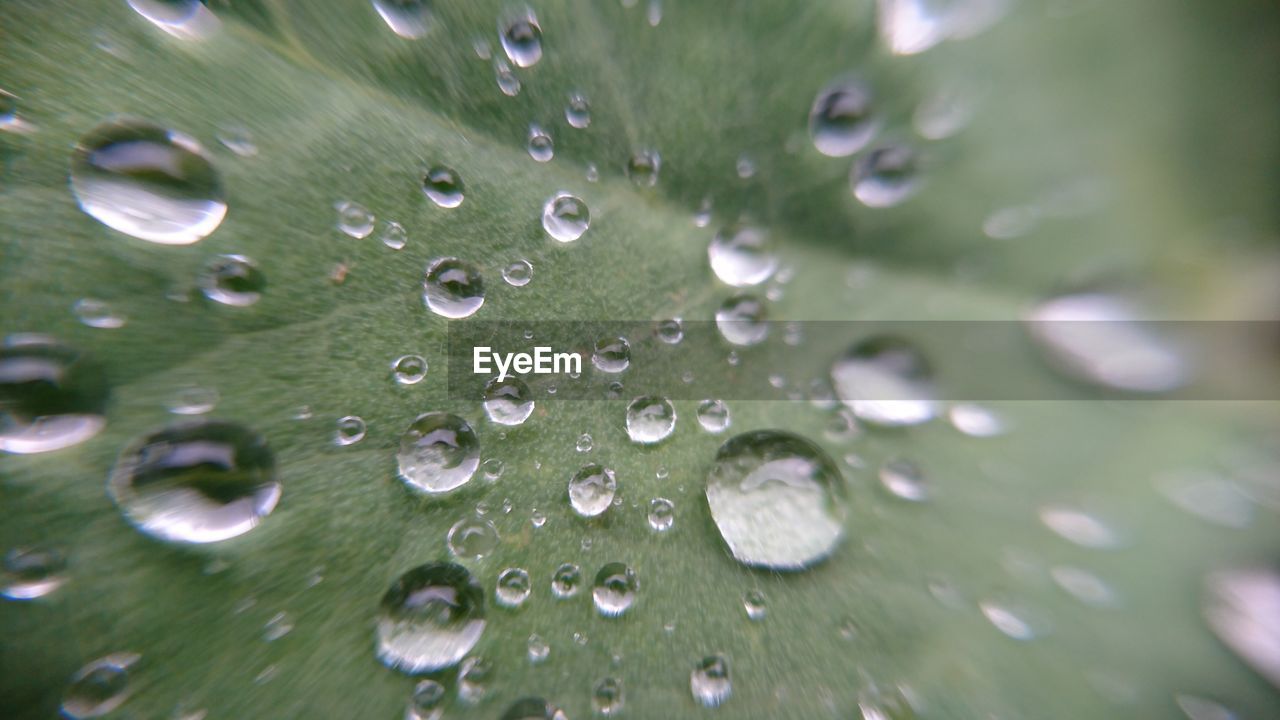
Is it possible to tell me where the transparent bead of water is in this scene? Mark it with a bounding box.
[743,589,767,621]
[494,59,521,96]
[569,464,617,518]
[407,679,445,720]
[482,458,505,481]
[423,257,485,319]
[527,124,554,162]
[109,420,280,543]
[70,118,226,245]
[373,0,433,39]
[565,93,591,129]
[709,224,777,287]
[73,298,126,329]
[647,497,674,532]
[1203,566,1280,689]
[496,567,532,608]
[592,336,631,373]
[696,399,731,433]
[526,633,550,663]
[484,376,535,426]
[576,433,594,452]
[879,458,929,501]
[852,144,922,207]
[503,259,533,287]
[625,395,676,444]
[448,517,499,560]
[0,337,108,454]
[376,562,485,674]
[61,652,140,720]
[499,6,542,68]
[380,220,407,250]
[541,193,590,242]
[2,546,67,600]
[551,563,582,598]
[199,254,265,307]
[1038,506,1120,549]
[808,77,878,157]
[592,562,638,617]
[626,149,661,187]
[392,354,428,385]
[690,655,732,708]
[423,166,464,208]
[397,412,481,493]
[458,655,493,704]
[335,199,374,238]
[715,294,768,346]
[334,416,366,446]
[656,318,684,344]
[947,403,1005,437]
[831,335,938,427]
[592,677,625,716]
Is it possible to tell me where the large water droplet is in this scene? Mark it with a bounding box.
[198,254,265,307]
[499,7,542,68]
[551,563,582,598]
[1204,567,1280,689]
[831,336,938,426]
[70,118,226,245]
[397,413,480,494]
[809,78,877,157]
[690,655,732,708]
[380,220,408,250]
[715,295,768,346]
[373,0,433,39]
[334,415,367,446]
[709,224,777,287]
[626,149,661,187]
[2,546,67,600]
[705,430,847,570]
[108,420,279,543]
[423,258,485,319]
[569,463,617,517]
[499,698,566,720]
[565,93,591,128]
[625,396,676,444]
[852,144,922,207]
[542,193,590,242]
[376,562,485,674]
[592,677,624,716]
[448,517,499,560]
[0,337,108,454]
[483,376,535,426]
[61,652,139,719]
[592,336,631,373]
[696,399,731,433]
[592,562,638,617]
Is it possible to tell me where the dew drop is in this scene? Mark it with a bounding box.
[647,497,674,532]
[199,254,265,307]
[109,420,279,543]
[527,633,550,663]
[947,403,1005,437]
[70,118,226,245]
[373,0,433,39]
[334,416,367,446]
[1050,566,1116,608]
[61,652,139,719]
[527,124,554,162]
[407,679,445,720]
[0,337,108,454]
[551,563,582,598]
[541,193,590,242]
[879,458,929,502]
[979,600,1040,640]
[483,376,535,426]
[503,259,533,287]
[831,336,938,427]
[576,433,594,452]
[705,430,846,570]
[422,166,464,208]
[335,199,374,238]
[656,318,684,344]
[709,224,777,287]
[1203,566,1280,689]
[565,93,591,128]
[423,257,484,319]
[809,78,878,157]
[626,149,661,187]
[73,298,126,329]
[499,698,566,720]
[215,124,258,157]
[690,655,732,708]
[458,655,493,704]
[592,677,625,716]
[743,589,767,621]
[696,399,731,433]
[448,517,499,560]
[715,294,768,346]
[499,7,542,68]
[1039,506,1120,549]
[376,562,485,674]
[625,395,676,444]
[397,413,481,494]
[495,59,521,96]
[392,354,428,385]
[380,220,407,250]
[2,546,67,600]
[592,336,631,373]
[592,562,638,617]
[852,144,922,207]
[569,464,617,518]
[496,567,532,608]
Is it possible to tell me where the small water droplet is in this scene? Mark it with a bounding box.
[334,416,366,446]
[335,199,374,238]
[585,163,600,182]
[262,611,293,641]
[647,498,674,532]
[593,677,625,715]
[499,7,542,68]
[531,509,547,528]
[503,259,533,287]
[407,679,445,720]
[879,458,929,501]
[552,563,582,598]
[735,154,756,179]
[61,652,139,720]
[373,0,433,39]
[947,403,1005,437]
[526,633,550,663]
[1038,506,1119,549]
[494,58,521,96]
[809,78,878,157]
[109,420,279,543]
[377,562,485,674]
[527,124,554,162]
[625,395,676,444]
[592,562,638,617]
[709,224,777,287]
[199,254,264,307]
[496,567,532,608]
[569,464,617,518]
[542,193,590,242]
[483,376,535,426]
[448,517,499,560]
[73,298,126,329]
[979,599,1041,640]
[166,384,217,415]
[392,354,428,385]
[397,412,481,493]
[482,458,505,481]
[852,144,922,207]
[831,336,938,427]
[691,655,732,708]
[565,93,591,128]
[2,546,67,600]
[70,118,226,245]
[576,432,594,453]
[656,318,684,344]
[423,257,484,318]
[696,399,731,433]
[592,336,631,373]
[715,294,768,346]
[379,220,407,250]
[626,149,661,187]
[743,590,767,621]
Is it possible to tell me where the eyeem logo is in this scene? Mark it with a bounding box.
[474,346,582,382]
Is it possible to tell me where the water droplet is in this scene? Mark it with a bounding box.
[879,458,929,501]
[592,336,631,373]
[503,259,533,287]
[392,355,428,385]
[696,399,731,433]
[407,679,445,720]
[705,430,847,570]
[576,433,594,452]
[527,124,554,162]
[1156,471,1254,529]
[335,199,375,238]
[422,166,464,208]
[626,150,661,187]
[625,396,676,444]
[199,254,265,306]
[914,84,976,140]
[735,154,756,179]
[380,220,407,250]
[1039,506,1119,549]
[483,458,505,481]
[499,7,542,68]
[70,119,226,245]
[541,193,590,242]
[947,403,1005,437]
[709,224,777,287]
[565,93,591,128]
[809,78,878,157]
[592,562,638,617]
[526,633,550,663]
[531,509,547,528]
[1050,566,1116,608]
[1026,293,1189,393]
[1204,567,1280,689]
[693,198,713,227]
[423,257,484,319]
[61,652,139,719]
[373,0,433,39]
[448,517,499,560]
[335,415,367,446]
[376,562,485,674]
[743,590,767,621]
[552,563,582,598]
[483,376,535,426]
[647,498,674,532]
[2,546,67,600]
[979,599,1040,640]
[499,698,566,720]
[690,655,732,708]
[715,294,768,346]
[496,567,531,608]
[831,336,938,427]
[656,318,684,344]
[495,59,521,96]
[473,37,492,59]
[569,464,617,518]
[1175,694,1238,720]
[73,298,126,329]
[585,163,600,182]
[262,611,293,641]
[166,384,217,416]
[852,144,922,207]
[109,420,279,543]
[592,677,625,716]
[397,412,480,494]
[215,124,257,157]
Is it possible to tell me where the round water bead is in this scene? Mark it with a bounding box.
[565,92,591,128]
[496,567,531,608]
[647,497,674,532]
[199,254,265,306]
[625,396,676,444]
[831,335,938,427]
[626,149,661,187]
[499,7,542,68]
[551,563,582,598]
[527,125,554,162]
[808,77,878,157]
[592,336,631,373]
[376,562,485,674]
[483,376,535,426]
[592,562,638,617]
[592,677,624,716]
[392,354,428,385]
[397,413,480,493]
[447,517,499,560]
[334,416,367,446]
[0,337,108,454]
[569,464,617,518]
[423,166,464,208]
[541,193,590,242]
[423,257,485,319]
[709,224,777,287]
[715,294,768,346]
[502,259,533,287]
[851,144,922,207]
[696,399,731,433]
[690,655,732,708]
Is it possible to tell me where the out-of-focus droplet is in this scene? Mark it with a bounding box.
[448,517,499,560]
[527,633,550,663]
[947,403,1005,437]
[593,677,625,715]
[879,458,929,502]
[423,257,484,318]
[565,93,591,128]
[61,652,139,720]
[498,698,566,720]
[852,144,922,207]
[626,149,661,187]
[373,0,433,39]
[831,336,938,427]
[215,124,258,157]
[809,78,878,157]
[715,295,768,346]
[376,562,485,674]
[1039,505,1120,549]
[379,220,407,250]
[2,546,67,600]
[73,298,126,329]
[199,254,265,307]
[484,376,535,426]
[499,7,542,68]
[407,678,445,720]
[397,412,480,493]
[495,58,521,96]
[127,0,219,39]
[691,655,732,708]
[709,224,777,287]
[527,124,554,162]
[1204,567,1280,689]
[552,563,582,598]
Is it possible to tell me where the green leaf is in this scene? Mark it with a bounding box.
[2,1,1277,718]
